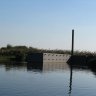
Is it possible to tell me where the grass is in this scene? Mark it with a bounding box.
[0,55,15,62]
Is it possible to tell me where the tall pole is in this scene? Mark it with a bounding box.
[68,29,74,96]
[71,29,74,56]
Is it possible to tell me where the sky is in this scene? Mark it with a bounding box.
[0,0,96,52]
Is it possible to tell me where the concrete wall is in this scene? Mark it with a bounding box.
[26,53,70,63]
[26,53,43,63]
[43,53,70,62]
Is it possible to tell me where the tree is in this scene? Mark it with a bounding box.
[7,44,12,49]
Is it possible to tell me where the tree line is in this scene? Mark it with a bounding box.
[0,44,71,55]
[0,44,70,62]
[0,44,95,62]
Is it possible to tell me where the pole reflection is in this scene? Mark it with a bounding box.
[68,65,73,96]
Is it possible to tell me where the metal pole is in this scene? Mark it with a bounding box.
[71,29,74,56]
[68,29,74,96]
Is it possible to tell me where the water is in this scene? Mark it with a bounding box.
[0,62,96,96]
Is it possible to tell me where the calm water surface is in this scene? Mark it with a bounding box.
[0,62,96,96]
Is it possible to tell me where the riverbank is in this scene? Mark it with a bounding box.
[67,55,96,66]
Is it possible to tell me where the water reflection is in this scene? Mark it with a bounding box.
[0,62,69,72]
[27,62,43,72]
[0,61,96,96]
[68,65,73,96]
[0,62,27,71]
[27,62,69,72]
[0,61,96,76]
[67,61,96,96]
[88,65,96,76]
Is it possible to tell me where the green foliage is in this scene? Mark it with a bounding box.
[0,44,95,62]
[7,44,12,49]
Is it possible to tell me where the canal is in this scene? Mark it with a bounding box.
[0,62,96,96]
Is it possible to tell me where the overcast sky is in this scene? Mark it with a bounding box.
[0,0,96,52]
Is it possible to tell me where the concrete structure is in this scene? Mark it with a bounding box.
[43,53,70,62]
[26,53,43,63]
[26,53,70,63]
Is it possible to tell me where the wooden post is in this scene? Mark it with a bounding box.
[71,29,74,56]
